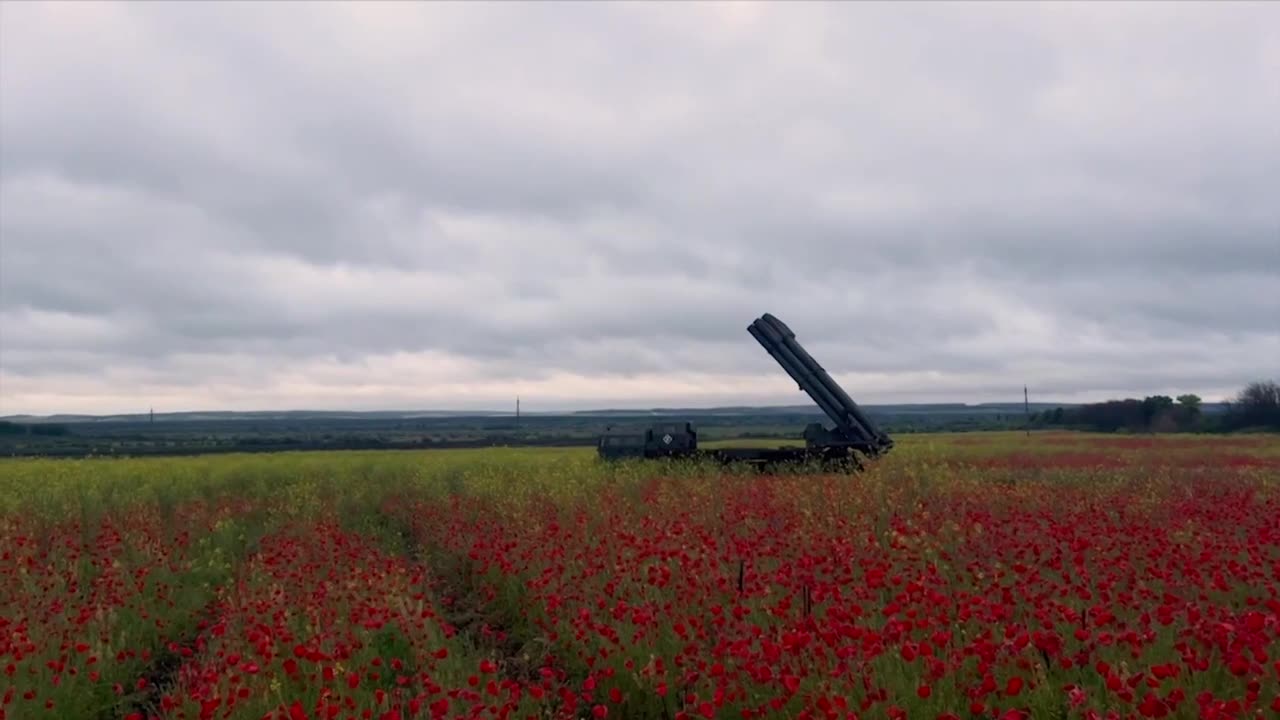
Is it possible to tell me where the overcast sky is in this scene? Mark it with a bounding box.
[1,2,1277,415]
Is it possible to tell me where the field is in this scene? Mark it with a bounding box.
[2,432,1278,720]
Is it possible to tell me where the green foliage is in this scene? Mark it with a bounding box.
[1222,379,1280,430]
[1034,380,1277,434]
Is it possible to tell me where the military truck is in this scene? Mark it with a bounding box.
[596,422,699,460]
[595,313,893,471]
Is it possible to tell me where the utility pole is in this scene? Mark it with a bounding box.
[516,396,520,429]
[1024,386,1030,436]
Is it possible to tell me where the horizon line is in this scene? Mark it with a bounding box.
[1,397,1227,421]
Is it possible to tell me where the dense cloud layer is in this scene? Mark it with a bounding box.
[2,2,1278,414]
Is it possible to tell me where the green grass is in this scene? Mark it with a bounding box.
[2,431,1277,719]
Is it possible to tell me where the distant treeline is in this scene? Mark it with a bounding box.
[4,381,1276,459]
[0,433,600,458]
[1032,380,1279,433]
[0,421,71,436]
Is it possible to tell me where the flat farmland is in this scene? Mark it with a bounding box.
[2,432,1278,720]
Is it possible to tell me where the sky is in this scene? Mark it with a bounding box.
[1,1,1278,415]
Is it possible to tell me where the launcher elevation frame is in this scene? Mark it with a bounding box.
[747,313,893,458]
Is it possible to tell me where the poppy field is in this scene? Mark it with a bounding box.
[2,432,1278,720]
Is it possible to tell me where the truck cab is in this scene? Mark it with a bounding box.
[597,422,698,460]
[597,429,649,459]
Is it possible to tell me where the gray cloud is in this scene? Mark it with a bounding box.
[2,1,1278,414]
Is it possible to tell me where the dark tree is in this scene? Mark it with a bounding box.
[1141,395,1174,428]
[1224,380,1280,430]
[1177,394,1202,411]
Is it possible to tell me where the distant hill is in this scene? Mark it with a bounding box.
[571,402,1077,417]
[4,402,1090,424]
[0,409,510,424]
[0,398,1239,460]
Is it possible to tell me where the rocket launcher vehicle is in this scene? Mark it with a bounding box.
[596,312,893,470]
